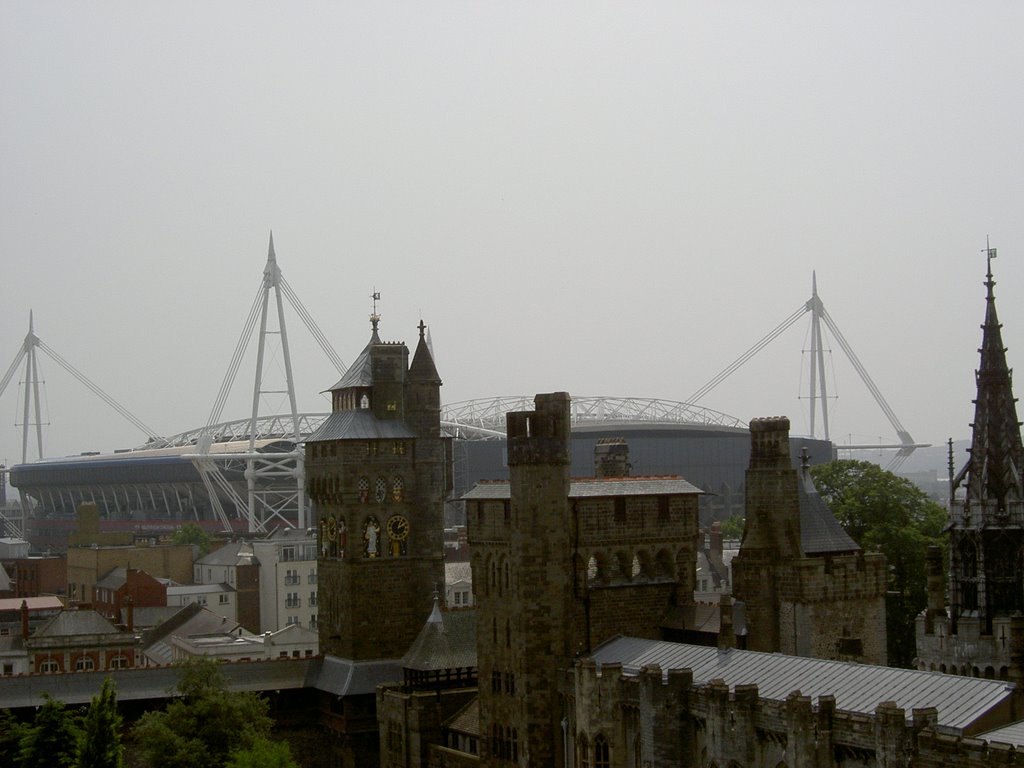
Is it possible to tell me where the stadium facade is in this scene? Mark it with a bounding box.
[8,397,833,552]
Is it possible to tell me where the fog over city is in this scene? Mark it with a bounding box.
[2,3,1023,472]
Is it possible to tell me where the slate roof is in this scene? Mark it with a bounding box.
[326,329,380,391]
[96,567,130,590]
[446,561,472,585]
[589,637,1015,733]
[313,654,403,696]
[196,541,255,566]
[0,596,64,612]
[462,476,703,500]
[797,469,860,555]
[142,603,243,666]
[34,610,122,637]
[402,603,477,672]
[445,697,480,737]
[306,410,416,443]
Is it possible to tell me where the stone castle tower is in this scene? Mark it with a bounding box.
[464,393,702,767]
[917,254,1024,680]
[306,315,448,662]
[732,417,888,663]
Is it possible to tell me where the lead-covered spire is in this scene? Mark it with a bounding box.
[958,248,1024,510]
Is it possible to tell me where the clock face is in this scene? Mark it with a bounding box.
[386,515,410,541]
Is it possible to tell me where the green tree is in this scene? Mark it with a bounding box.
[225,737,299,768]
[0,710,29,768]
[719,514,745,541]
[810,459,947,668]
[170,523,213,555]
[131,659,273,768]
[79,678,123,768]
[18,695,81,768]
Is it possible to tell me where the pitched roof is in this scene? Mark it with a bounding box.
[445,697,480,737]
[326,328,381,392]
[305,410,416,442]
[34,609,122,637]
[462,476,703,500]
[589,637,1015,733]
[797,469,859,554]
[401,602,477,672]
[195,541,255,566]
[143,604,244,666]
[409,329,440,383]
[313,654,403,696]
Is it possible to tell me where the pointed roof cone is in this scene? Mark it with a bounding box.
[409,319,441,383]
[326,315,382,392]
[955,255,1024,507]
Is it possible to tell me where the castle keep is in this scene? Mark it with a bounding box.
[731,416,888,664]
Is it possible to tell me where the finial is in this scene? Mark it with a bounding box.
[800,445,810,476]
[982,236,997,292]
[418,318,426,339]
[370,290,381,333]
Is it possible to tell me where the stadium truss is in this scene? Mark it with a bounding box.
[151,397,746,450]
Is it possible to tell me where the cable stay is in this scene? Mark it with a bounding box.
[194,233,347,532]
[687,273,926,470]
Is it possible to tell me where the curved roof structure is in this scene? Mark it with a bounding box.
[143,397,747,449]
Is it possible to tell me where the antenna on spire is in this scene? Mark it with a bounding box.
[983,236,997,277]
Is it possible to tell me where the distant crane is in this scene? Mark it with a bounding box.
[686,273,927,471]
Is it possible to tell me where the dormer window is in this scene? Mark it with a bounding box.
[360,393,370,409]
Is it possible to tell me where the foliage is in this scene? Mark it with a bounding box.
[18,695,81,768]
[131,658,274,768]
[0,710,29,768]
[79,678,124,768]
[224,737,299,768]
[171,523,213,555]
[719,514,745,541]
[810,459,948,668]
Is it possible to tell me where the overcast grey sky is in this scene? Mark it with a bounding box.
[2,3,1023,470]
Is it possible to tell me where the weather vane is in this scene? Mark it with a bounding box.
[370,290,381,331]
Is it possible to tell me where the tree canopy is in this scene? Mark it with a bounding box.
[811,459,947,668]
[170,523,213,555]
[130,658,275,768]
[17,695,81,768]
[79,678,123,768]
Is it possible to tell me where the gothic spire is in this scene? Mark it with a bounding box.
[959,247,1024,509]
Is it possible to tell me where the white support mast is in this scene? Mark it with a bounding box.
[246,234,306,531]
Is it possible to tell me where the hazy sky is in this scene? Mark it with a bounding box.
[2,3,1024,471]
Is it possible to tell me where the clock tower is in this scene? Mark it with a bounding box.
[306,312,449,662]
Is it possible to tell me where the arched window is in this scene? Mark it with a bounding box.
[358,476,370,503]
[75,656,95,672]
[375,477,388,503]
[587,555,599,583]
[579,735,590,768]
[109,655,129,670]
[594,734,609,768]
[39,658,59,673]
[504,561,511,593]
[631,554,642,579]
[392,475,404,502]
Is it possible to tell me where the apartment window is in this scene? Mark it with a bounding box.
[197,595,207,606]
[282,547,296,562]
[39,659,59,674]
[219,594,229,604]
[310,614,317,630]
[75,657,95,672]
[308,569,317,584]
[286,593,301,608]
[285,569,300,586]
[110,655,129,670]
[286,616,300,626]
[454,591,462,605]
[309,591,318,607]
[2,664,12,676]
